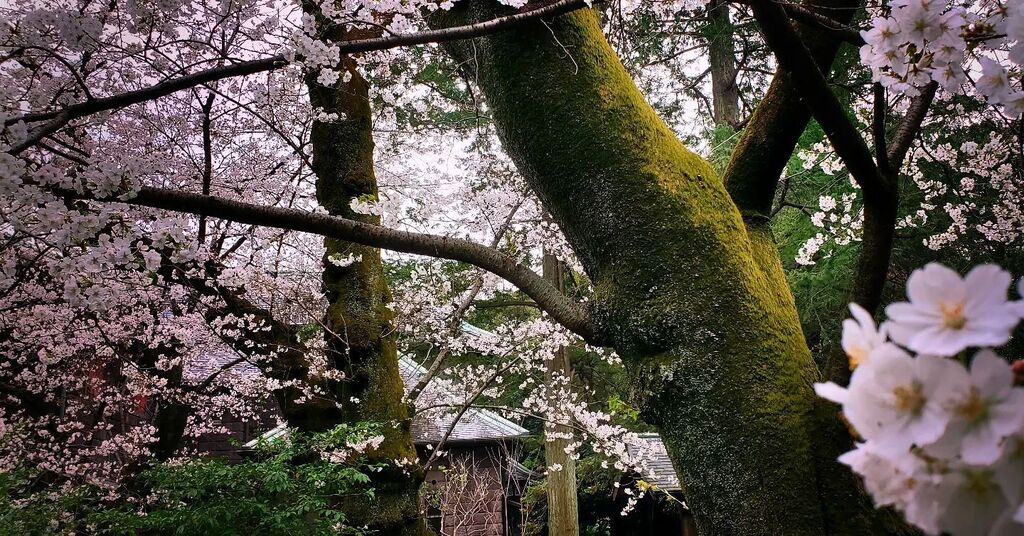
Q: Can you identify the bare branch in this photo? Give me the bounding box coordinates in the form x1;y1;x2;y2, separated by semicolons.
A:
422;353;522;469
63;185;604;345
407;199;523;401
7;58;285;155
748;0;890;204
887;81;938;170
771;1;865;45
873;83;890;174
197;92;216;245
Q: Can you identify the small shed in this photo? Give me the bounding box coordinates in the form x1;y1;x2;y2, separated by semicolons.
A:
234;354;531;536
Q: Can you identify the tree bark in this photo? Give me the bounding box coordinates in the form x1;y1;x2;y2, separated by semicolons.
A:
821;83;936;386
305;39;427;535
542;252;580;536
723;0;863;220
430;4;888;534
706;0;741;129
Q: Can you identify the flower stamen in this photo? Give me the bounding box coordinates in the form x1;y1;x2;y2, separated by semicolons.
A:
955;387;989;424
893;383;925;416
848;345;866;370
939;301;966;329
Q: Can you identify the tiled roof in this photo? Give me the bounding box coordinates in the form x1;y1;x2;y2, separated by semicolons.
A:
182;348;261;383
242;355;528;448
630;433;682;492
224;321;528;447
398;356;528;444
187;332;680;494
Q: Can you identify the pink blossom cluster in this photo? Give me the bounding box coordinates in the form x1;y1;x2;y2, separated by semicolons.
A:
0;0;342;486
817;263;1024;535
860;0;1024;116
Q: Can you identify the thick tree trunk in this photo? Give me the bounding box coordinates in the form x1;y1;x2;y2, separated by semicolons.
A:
431;5;887;534
542;253;580;536
306;50;427;535
150;366;188;461
135;337;189;462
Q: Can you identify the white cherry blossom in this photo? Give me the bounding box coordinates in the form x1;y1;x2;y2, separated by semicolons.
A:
936;468;1014;536
994;433;1024;510
824;344;968;453
820;263;1024;535
926;351;1024;464
979;58;1016;105
838;442;925;509
885;263;1017;356
842;303;888;369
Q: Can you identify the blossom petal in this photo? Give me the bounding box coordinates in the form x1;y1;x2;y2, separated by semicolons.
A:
907;263;964;308
909;325;969;356
971;350;1014;397
961;424;1002;465
964;264;1013;312
815;381;849;405
990;389;1024;437
849;303;876;329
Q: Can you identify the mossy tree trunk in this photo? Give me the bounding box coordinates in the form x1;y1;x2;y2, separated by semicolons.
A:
305;35;428;535
431;5;890;534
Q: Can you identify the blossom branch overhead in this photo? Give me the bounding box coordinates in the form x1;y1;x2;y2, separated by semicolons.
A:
59;184;605;346
4;0;590;156
746;0;891;203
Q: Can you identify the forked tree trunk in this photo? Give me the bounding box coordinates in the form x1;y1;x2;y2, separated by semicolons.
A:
431;5;890;534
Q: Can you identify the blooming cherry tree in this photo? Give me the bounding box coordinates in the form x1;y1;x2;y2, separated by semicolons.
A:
1;0;1023;532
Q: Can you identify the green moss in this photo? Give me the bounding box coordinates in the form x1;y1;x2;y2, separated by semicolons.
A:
307;57;426;535
429;5;883;534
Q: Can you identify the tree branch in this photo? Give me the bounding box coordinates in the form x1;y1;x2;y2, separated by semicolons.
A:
722;0;864;219
407;199;523;402
887;81;938;169
748;0;890;204
5;0;589;155
422;352;522;469
473;299;539;309
197;92;215;245
873;83;890;174
772;2;865;46
747;0;917;391
66;185;603;345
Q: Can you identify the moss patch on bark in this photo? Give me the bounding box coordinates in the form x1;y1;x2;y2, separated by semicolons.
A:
307;56;427;535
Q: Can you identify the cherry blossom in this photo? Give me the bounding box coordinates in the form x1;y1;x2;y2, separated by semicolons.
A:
841;303;888;369
885;263;1017;356
818;263;1024;535
926;351;1024;464
837;441;926;510
822;344;967;453
856;0;1024;117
